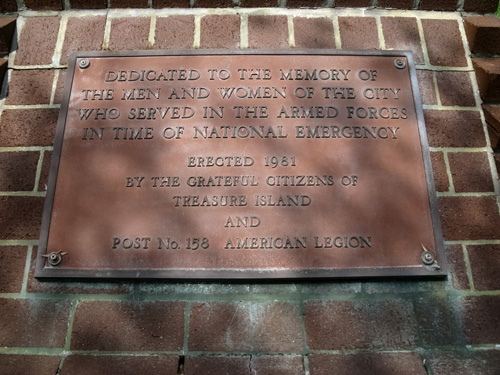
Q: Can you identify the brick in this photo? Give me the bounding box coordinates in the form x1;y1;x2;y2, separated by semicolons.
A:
23;0;62;10
305;299;418;350
60;16;106;65
416;70;437;105
423;110;486;148
110;0;149;7
71;301;185;351
448;152;494;192
0;0;17;12
0;355;61;375
463;0;499;13
0;298;71;347
0;109;58;147
15;17;59;66
483;104;500;133
53;69;67;105
381;17;424;65
62;355;179;375
5;69;54;105
339;17;379;50
287;0;325;7
195;0;233;6
467;244;500;290
378;0;414;9
308;353;427;375
252;355;305;375
0;152;39;191
200;15;240;49
473;58;500;101
465;16;500;54
293;17;335;49
240;0;279;6
445;244;470;290
335;0;371;6
422;19;467;67
153;0;191;7
109;17;150;51
424;350;500;375
155;16;194;49
189;301;303;352
462;296;500;344
438;196;500;241
420;0;457;11
0;18;16;55
38;151;52;192
430;151;449;192
435;71;476;107
71;0;107;8
0;196;44;240
248;15;288;49
185;356;249;375
0;246;27;293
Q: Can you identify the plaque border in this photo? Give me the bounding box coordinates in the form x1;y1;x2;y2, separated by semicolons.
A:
35;49;447;280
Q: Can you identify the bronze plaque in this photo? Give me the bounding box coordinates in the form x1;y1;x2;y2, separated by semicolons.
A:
36;50;446;279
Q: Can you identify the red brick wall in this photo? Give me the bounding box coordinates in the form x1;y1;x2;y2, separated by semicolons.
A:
1;7;500;375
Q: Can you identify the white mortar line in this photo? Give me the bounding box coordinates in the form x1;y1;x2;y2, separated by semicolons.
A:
375;15;386;50
19;245;32;297
431;70;442;107
0;240;39;246
3;104;60;110
422;105;480;111
429;147;490;153
49;69;60;105
461;244;476;292
33;150;44;193
287;15;295;48
415;17;431;67
332;15;341;49
0;146;53;152
436;192;497;197
52;13;68;67
8;16;24;68
193;15;201;49
240;14;248;49
102;11;112;50
148;15;157;49
441;151;454;193
456;15;473;71
0;191;46;197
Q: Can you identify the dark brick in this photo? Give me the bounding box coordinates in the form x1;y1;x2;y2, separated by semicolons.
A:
0;298;71;347
463;0;499;13
200;15;240;49
62;355;178;375
24;0;62;10
423;110;486;148
60;16;106;65
5;69;54;105
335;0;371;6
483;104;500;133
155;16;194;49
446;244;470;290
381;17;424;64
38;151;52;192
15;17;59;66
430;151;449;192
109;17;150;51
0;18;16;55
71;0;107;8
287;0;325;7
423;350;500;375
436;71;476;107
0;247;27;293
438;196;500;241
0;152;39;191
153;0;191;7
185;356;248;375
462;296;500;344
0;196;44;240
240;0;278;6
416;70;437;105
53;69;67;105
422;19;467;67
0;109;58;147
110;0;149;7
465;16;500;54
305;299;418;350
189;301;303;352
248;15;288;49
338;17;379;50
252;355;305;375
293;17;335;49
420;0;457;11
309;353;427;375
378;0;414;9
473;58;500;101
195;0;233;7
0;0;17;12
448;152;494;192
467;244;500;290
71;301;185;351
0;355;61;375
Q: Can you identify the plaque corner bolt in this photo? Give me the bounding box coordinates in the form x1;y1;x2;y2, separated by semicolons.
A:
42;251;68;267
421;244;440;270
394;58;406;69
78;58;90;69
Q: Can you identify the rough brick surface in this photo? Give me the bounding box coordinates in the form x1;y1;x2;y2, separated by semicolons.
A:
420;0;457;10
293;17;335;49
0;109;58;147
473;58;500;101
0;152;39;191
335;0;371;6
287;0;325;7
448;152;494;192
305;299;418;350
0;246;27;293
438;196;500;241
109;17;151;50
184;356;250;375
462;296;500;344
465;16;500;54
60;16;106;65
339;17;378;50
0;197;44;240
463;0;499;13
53;69;67;105
70;0;107;8
62;355;179;375
416;70;437;105
0;0;17;12
71;301;185;351
153;0;191;7
381;17;424;64
422;19;467;67
110;0;149;7
189;301;303;352
378;0;414;8
423;110;486;148
6;70;54;105
251;355;305;375
308;353;427;375
195;0;233;6
15;17;60;66
248;15;288;48
155;16;194;49
483;104;500;133
430;151;449;192
240;0;277;6
0;355;61;375
0;18;16;55
467;244;500;290
24;0;62;10
200;15;240;49
436;71;476;107
423;350;500;375
446;245;470;290
0;298;71;347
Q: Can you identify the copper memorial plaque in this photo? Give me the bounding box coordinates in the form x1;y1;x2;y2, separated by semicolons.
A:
36;50;447;279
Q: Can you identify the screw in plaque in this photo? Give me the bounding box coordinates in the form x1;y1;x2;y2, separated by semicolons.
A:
78;58;90;69
394;58;406;69
42;251;68;267
421;244;440;270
